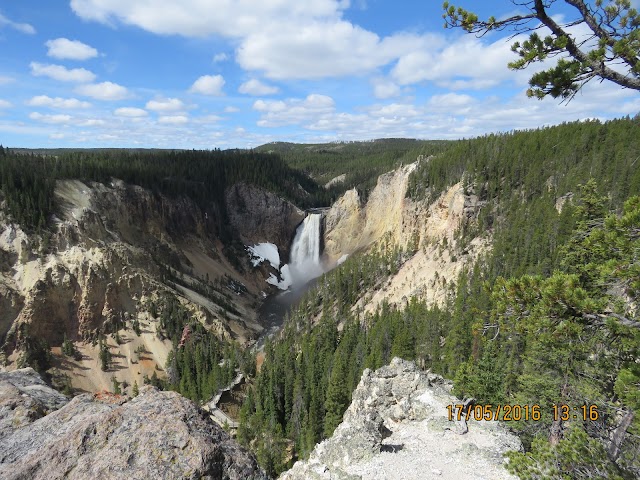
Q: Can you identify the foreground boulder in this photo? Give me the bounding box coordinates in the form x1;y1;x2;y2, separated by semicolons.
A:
0;369;267;480
280;358;521;480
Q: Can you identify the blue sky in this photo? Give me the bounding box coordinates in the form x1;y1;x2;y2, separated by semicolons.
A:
0;0;638;149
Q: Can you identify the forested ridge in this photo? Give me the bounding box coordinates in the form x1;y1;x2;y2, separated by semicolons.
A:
0;146;325;234
256;138;448;201
240;117;640;478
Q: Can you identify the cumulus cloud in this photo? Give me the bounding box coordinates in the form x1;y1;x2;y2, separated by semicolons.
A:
189;75;225;96
26;95;92;109
46;38;98;60
30;62;97;83
29;112;73;124
237;23;429;79
114;107;148;117
77;119;106;126
193;114;223;124
69;0;345;37
224;106;240;113
0;12;36;34
391;35;522;89
75;81;129;100
238;79;279;96
253;94;335;127
0;76;15;85
367;103;421;118
158;115;189;124
427;93;475;112
371;77;401;99
212;53;228;63
67;0;439;80
145;97;185;112
0;99;12;109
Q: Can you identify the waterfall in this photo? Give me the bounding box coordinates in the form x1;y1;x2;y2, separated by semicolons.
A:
288;213;323;286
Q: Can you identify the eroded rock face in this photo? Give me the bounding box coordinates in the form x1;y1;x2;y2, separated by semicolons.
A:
0;369;267;480
225;183;305;262
280;358;521;480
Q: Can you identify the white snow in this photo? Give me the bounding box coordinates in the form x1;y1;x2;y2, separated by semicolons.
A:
247;242;294;291
337;254;349;266
247;243;281;270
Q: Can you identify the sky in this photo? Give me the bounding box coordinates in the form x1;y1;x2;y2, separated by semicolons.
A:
0;0;638;149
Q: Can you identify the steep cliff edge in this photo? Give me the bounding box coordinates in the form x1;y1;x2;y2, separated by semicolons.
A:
0;368;267;480
324;159;487;311
226;183;305;262
0;178;302;393
280;358;521;480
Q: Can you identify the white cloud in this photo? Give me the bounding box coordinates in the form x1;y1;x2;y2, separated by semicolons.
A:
367;103;420;118
238;79;279;96
0;76;15;86
391;35;521;89
114;107;148;117
30;62;97;83
49;133;65;139
75;81;129;100
0;12;36;34
0;99;12;109
29;112;72;124
46;38;98;60
253;94;335;127
67;0;437;80
26;95;92;109
158;115;189;124
427;93;475;112
69;0;346;37
371;77;401;99
189;75;225;96
193;114;223;124
77;119;106;126
237;23;429;79
213;53;228;63
145;97;185;112
224;106;240;113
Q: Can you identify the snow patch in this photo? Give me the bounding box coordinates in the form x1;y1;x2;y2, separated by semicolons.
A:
247;242;294;291
337;254;349;266
246;243;281;270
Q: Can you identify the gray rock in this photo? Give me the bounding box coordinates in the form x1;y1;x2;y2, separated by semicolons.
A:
0;370;267;480
281;358;521;480
225;183;305;261
0;368;69;440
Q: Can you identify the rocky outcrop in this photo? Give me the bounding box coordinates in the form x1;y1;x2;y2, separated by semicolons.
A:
324;163;417;262
280;358;521;480
0;368;68;440
324;160;488;312
0;369;267;480
225;183;305;261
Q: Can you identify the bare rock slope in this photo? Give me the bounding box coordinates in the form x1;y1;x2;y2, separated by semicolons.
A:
323;160;487;312
280;358;521;480
0;368;267;480
0;178;303;393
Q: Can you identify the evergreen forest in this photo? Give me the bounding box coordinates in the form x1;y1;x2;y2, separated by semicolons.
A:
239;117;640;479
